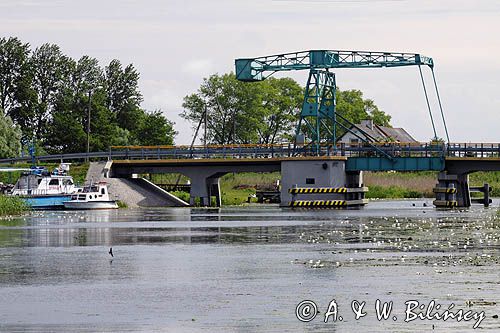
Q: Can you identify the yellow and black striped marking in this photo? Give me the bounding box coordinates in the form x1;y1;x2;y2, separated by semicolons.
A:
434;200;458;207
289;187;347;194
290;200;347;207
433;187;457;194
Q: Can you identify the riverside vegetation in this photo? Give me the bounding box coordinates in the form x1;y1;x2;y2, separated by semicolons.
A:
0;195;26;216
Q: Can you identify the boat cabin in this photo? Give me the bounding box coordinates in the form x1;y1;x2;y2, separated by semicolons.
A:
11;173;77;196
71;183;111;202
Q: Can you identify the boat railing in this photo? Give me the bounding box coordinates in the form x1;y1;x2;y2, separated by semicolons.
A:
12;188;73;196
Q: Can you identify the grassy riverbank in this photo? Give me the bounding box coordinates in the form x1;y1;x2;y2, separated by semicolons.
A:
365;171;500;198
363;172;437;199
0;195;27;216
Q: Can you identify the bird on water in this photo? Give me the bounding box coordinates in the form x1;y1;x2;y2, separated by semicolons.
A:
109;247;113;257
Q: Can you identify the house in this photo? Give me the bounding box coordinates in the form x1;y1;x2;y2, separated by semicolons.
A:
337;119;418;145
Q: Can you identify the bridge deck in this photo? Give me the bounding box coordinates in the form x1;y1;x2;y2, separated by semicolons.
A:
111;156;347;177
3;143;500;173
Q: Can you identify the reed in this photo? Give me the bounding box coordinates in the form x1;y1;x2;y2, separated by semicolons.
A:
0;195;27;216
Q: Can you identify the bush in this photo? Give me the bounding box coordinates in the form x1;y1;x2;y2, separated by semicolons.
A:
0;195;28;216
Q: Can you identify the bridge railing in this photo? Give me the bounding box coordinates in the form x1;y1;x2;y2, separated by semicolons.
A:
446;143;500;158
109;142;500;160
109;142;449;160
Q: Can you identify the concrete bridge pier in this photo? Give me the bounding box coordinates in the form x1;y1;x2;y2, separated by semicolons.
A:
184;172;224;207
280;159;368;207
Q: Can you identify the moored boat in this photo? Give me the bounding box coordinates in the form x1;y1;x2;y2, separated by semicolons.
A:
63;182;118;210
8;163;80;209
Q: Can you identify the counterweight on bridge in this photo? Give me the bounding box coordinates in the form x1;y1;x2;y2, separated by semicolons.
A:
235;50;449;153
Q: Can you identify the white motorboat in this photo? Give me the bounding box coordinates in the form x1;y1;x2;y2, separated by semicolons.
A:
63;182;118;210
9;163;80;209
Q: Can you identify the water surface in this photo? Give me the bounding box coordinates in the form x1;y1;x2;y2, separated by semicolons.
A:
0;200;499;332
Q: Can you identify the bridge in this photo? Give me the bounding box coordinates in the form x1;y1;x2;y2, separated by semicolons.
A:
2;49;498;208
2;142;500;208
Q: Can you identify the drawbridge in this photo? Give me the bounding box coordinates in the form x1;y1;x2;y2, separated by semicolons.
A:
235;49;450;157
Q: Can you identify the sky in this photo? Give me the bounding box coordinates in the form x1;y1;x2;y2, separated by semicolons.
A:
1;0;499;144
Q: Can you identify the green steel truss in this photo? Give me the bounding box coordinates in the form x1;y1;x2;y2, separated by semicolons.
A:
297;69;336;153
235;50;437;154
235;50;433;82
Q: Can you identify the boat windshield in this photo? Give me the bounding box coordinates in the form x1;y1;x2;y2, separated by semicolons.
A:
83;186;99;193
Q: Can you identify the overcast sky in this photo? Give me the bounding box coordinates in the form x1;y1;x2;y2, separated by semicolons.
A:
1;0;499;143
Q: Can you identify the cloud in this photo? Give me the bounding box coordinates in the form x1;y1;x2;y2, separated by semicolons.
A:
182;59;214;76
1;0;500;143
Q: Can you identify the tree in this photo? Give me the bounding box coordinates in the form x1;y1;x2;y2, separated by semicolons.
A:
12;43;74;141
257;77;302;144
336;89;391;127
0;37;30;116
182;74;391;145
72;55;103;96
44;91;87;153
182;73;302;145
105;59;143;131
182;73;262;144
0;111;22;158
136;110;176;146
3;37;178;153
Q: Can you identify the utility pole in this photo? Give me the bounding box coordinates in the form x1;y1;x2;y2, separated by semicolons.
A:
204;103;208;146
232;110;236;144
86;90;92;162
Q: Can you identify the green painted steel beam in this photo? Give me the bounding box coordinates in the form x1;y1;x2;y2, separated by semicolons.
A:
346;157;445;172
235;50;433;81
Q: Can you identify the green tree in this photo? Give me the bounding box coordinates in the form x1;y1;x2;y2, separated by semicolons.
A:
336;89;391;127
10;43;74;141
135;110;177;146
182;74;391;145
44;88;86;153
257;77;303;144
0;37;30;116
0;111;22;158
182;73;301;145
0;37;177;154
72;55;103;96
105;59;143;132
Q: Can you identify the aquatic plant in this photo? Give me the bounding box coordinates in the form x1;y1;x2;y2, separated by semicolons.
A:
116;200;128;209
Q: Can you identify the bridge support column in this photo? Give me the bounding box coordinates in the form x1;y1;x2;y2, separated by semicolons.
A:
345;171;366;202
433;172;470;208
207;177;222;207
186;173;223;207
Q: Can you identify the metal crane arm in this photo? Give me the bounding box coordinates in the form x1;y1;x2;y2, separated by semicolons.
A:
236;50;433;82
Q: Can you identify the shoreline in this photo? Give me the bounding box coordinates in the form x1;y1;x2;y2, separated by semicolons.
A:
2;163;499;206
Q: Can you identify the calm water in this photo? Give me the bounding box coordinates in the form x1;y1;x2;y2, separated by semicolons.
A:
0;200;499;332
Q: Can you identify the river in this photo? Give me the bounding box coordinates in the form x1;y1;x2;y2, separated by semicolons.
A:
0;199;498;332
